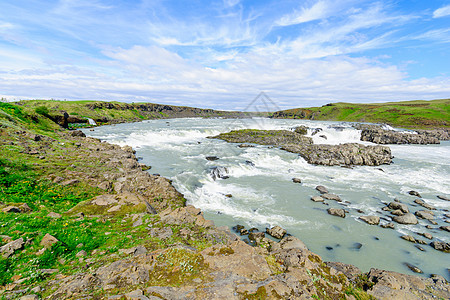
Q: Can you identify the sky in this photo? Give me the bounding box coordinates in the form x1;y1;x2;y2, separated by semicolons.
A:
0;0;450;110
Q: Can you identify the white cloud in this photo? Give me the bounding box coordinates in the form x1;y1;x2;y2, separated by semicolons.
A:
433;4;450;18
276;1;330;26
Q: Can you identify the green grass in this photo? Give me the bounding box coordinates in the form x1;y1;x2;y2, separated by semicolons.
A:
272;99;450;129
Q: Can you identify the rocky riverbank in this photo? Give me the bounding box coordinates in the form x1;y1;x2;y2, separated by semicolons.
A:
1;103;449;299
211;128;393;166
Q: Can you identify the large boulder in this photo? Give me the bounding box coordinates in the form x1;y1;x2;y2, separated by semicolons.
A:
392;213;418;225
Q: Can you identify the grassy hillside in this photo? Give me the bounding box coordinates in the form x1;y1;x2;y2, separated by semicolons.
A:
271;99;450;129
16;100;247;128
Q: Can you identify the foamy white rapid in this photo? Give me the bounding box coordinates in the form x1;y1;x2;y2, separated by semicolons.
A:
84;118;450;279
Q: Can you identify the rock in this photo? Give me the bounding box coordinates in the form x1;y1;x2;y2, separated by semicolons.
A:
238;144;254;148
60;179;80;186
408;190;421;197
245;160;255;167
414;198;435;210
0;238;24;258
2;206;22;213
360;127;440;144
322;193;341;201
415;210;434;220
19;203;32;212
70;130;86;137
282;143;392;166
400;235;416;243
359;215;380;225
316;185;329;194
437;195;450;201
273;235;308;252
248;231;265;242
76;250;87;257
206;156;219;161
350;243;363;250
319;134;327;140
210;166;229;180
404;262;423;273
440;226;450;232
392;213;418;225
327;208;346;218
310;196;324;202
40;233;59;248
47;212;62;218
418;232;433;240
391;210;404;216
293;126;308;135
388;202;409;213
266;225;286;239
381;222;395;229
430;241;450;253
292;177;302;183
19;295;39;300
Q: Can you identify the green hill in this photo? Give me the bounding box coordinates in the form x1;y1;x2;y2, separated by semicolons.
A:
271;99;450;129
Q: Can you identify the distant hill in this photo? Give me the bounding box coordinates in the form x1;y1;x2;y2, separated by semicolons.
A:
15;100;249;129
270;99;450;129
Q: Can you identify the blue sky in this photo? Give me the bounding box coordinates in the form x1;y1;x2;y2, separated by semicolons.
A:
0;0;449;110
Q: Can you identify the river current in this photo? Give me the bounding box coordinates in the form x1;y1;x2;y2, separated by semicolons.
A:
83;118;450;279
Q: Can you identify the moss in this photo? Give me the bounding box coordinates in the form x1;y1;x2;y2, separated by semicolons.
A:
265;255;286;275
240;286;268;300
218;246;234;256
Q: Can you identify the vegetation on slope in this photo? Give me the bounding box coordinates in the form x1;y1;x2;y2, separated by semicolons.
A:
271;99;450;129
16;100;247;128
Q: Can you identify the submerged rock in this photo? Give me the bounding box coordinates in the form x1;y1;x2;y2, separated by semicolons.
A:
415;210;434;220
437;195;450;201
404;262;423;274
311;196;324;202
322;193;341;201
292;177;302;183
408;190;422;198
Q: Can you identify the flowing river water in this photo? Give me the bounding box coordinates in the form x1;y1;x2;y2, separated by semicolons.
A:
82;118;450;279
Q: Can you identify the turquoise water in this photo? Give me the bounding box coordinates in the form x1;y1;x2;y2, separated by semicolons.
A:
83;118;450;279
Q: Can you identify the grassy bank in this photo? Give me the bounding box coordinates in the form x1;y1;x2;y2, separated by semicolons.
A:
15;100;248;128
271;99;450;129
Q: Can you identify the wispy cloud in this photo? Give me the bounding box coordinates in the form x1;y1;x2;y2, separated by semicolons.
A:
276;0;332;26
433;4;450;18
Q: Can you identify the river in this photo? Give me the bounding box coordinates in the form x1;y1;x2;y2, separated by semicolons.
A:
82;117;450;279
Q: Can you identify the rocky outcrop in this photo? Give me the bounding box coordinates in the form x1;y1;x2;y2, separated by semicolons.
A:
212;129;392;166
0;238;24;258
211;129;313;146
282;143;392;166
358;125;440;144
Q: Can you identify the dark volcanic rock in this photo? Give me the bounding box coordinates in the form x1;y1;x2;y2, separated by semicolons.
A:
293;125;308;135
437;195;450;201
206;156;219;161
409;190;422;197
292;177;302;183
